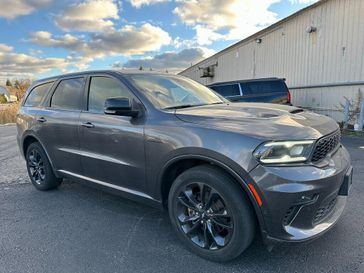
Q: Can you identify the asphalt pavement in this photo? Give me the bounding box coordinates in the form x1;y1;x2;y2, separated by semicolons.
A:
0;124;363;273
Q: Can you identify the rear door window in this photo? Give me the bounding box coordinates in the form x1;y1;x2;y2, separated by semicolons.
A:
24;82;53;107
51;78;85;110
210;84;240;97
243;81;287;95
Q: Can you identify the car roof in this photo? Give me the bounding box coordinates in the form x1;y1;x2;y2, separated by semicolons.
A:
33;70;175;85
208;77;286;86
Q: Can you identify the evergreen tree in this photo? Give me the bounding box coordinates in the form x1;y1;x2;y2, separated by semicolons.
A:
5;79;12;87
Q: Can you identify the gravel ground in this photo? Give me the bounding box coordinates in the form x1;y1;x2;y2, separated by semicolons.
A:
0;124;363;273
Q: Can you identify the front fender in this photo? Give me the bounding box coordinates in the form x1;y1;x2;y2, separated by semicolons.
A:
151;148;267;236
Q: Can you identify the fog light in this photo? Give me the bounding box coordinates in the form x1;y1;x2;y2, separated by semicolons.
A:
294;194;318;205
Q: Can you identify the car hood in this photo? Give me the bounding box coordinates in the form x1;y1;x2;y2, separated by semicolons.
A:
175;103;339;140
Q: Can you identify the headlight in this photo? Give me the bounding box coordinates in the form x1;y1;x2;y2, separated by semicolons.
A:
253;140;315;164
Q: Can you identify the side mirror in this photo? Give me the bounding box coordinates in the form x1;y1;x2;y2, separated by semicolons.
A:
104;97;139;117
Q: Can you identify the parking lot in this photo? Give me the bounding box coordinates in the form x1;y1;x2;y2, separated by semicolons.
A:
0;124;363;273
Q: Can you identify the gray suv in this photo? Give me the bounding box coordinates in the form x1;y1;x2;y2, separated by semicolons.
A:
16;71;353;262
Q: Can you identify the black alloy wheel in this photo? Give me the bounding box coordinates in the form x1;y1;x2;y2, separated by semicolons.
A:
168;165;256;262
26;142;62;190
176;182;233;250
27;148;46;185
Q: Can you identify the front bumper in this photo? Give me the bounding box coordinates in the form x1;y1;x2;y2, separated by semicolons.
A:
249;145;352;243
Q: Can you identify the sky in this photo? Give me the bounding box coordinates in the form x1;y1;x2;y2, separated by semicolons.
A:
0;0;318;83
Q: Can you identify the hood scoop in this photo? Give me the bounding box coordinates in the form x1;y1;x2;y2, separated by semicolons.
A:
174;102;338;139
256;112;280;118
175;103;306;121
289;108;304;114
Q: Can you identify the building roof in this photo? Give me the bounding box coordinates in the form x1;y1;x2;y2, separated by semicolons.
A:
179;0;329;74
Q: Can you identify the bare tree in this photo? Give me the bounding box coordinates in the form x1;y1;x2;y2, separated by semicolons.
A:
12;79;32;101
337;88;363;125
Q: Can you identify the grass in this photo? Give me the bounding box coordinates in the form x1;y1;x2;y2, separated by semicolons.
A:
0;103;20;124
0;80;29;124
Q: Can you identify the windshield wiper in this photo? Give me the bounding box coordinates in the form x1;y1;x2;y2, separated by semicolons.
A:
163;104;205;110
163;102;224;110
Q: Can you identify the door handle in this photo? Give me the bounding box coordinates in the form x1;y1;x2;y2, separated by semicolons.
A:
37;117;47;123
81;122;95;128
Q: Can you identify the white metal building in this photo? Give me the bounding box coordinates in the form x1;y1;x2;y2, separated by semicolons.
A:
179;0;364;121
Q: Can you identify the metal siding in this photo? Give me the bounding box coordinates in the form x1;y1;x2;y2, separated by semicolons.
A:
180;0;364;120
292;85;364;121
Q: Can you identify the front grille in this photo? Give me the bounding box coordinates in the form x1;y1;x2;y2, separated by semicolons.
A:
311;130;341;162
313;197;337;224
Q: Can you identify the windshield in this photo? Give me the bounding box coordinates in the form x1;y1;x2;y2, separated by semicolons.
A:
130;74;225;109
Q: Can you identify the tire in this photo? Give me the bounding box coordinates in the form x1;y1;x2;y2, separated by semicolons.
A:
26;142;62;191
168;164;256;262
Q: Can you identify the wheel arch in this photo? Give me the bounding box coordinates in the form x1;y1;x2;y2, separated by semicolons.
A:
22;133;60;178
158;154;266;232
22;135;39;157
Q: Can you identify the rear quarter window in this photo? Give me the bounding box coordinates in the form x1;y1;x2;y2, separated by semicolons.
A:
243;81;287;95
210;84;240;97
24;82;53;107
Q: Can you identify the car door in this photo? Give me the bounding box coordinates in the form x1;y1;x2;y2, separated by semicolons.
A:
79;75;146;193
35;77;85;175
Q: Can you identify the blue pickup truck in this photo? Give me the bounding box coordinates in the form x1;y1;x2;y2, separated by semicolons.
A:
208;77;291;104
